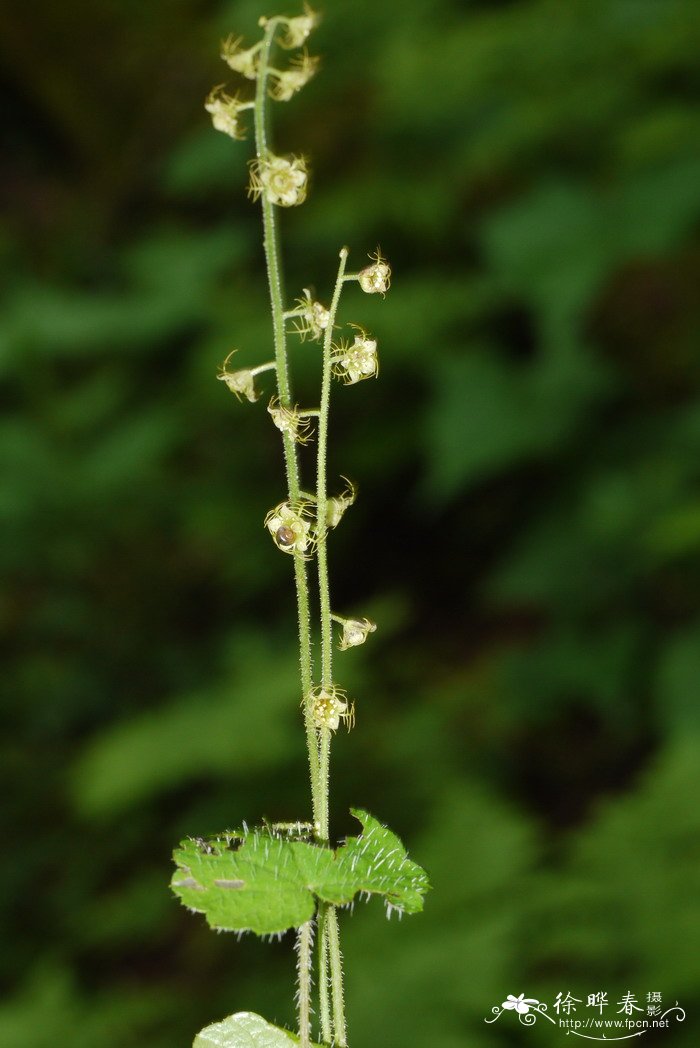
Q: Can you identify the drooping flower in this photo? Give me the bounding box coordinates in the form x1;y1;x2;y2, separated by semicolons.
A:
249;154;308;207
204;86;252;140
336;617;376;650
276;4;320;49
358;250;391;296
221;35;261;79
217;352;274;402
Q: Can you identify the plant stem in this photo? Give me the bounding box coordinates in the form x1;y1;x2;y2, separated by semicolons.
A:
296;921;313;1048
253;21;321;829
315;247;350;1044
318;907;332;1044
317;247;349;703
326;908;347;1047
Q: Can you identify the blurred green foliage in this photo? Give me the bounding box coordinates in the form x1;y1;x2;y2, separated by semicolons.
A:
2;0;700;1045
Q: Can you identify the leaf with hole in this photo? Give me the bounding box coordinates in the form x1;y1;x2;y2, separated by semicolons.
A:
172;809;430;935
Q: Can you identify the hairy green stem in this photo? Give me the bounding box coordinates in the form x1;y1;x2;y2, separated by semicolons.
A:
317;247;349;701
326;907;347;1047
315;248;350;1044
318;908;332;1044
253;21;321;827
296;921;313;1048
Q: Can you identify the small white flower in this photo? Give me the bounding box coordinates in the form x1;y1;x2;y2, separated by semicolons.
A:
326;477;356;528
337;617;376;650
309;687;354;731
358;250;391;295
267;397;314;444
221;35;261;79
249;155;308;207
332;328;378;385
269;52;319;102
204;86;251;140
265;500;315;555
277;4;320;49
292;289;330;342
502;994;539;1015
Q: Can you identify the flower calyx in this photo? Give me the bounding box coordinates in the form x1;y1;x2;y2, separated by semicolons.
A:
333;615;377;651
309;686;354;732
332;326;379;385
267;397;316;444
249;154;308;207
265;499;316;556
358;249;391;296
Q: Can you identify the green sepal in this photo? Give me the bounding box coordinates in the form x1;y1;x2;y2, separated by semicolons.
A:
194;1011;323;1048
172;809;430;935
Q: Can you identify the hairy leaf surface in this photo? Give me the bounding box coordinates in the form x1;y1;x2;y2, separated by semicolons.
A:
172;809;430;934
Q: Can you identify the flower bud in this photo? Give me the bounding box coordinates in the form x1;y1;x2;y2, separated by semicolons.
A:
249;155;308;207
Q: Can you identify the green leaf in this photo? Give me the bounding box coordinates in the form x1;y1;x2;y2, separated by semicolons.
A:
194;1012;323;1048
172;810;430;935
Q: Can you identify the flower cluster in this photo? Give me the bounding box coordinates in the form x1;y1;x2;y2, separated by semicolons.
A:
249;155;309;207
309;686;354;732
332;327;379;385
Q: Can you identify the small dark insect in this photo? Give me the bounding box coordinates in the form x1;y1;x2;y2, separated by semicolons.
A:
276;525;296;547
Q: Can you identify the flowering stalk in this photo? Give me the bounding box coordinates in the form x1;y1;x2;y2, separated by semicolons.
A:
199;9;401;1046
253;17;320;832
